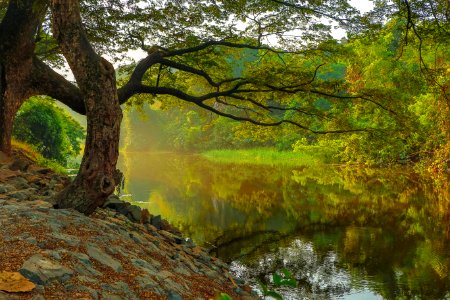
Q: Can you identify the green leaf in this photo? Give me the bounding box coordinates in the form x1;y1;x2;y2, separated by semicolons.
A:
281;268;292;278
272;273;282;286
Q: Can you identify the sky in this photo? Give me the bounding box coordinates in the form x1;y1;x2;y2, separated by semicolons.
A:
350;0;375;13
332;0;375;39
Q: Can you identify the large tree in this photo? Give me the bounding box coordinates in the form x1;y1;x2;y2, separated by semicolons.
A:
0;0;447;214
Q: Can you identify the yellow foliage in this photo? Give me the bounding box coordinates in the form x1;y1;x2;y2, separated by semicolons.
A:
11;139;39;160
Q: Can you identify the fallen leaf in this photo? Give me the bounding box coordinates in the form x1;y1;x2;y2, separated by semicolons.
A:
0;271;36;292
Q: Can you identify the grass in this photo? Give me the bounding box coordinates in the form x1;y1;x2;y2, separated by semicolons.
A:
11;139;68;174
201;148;323;167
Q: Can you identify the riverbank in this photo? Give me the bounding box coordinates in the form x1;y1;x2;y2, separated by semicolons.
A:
0;150;254;299
201;148;322;166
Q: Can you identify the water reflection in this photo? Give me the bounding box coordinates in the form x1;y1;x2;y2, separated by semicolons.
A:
117;152;449;299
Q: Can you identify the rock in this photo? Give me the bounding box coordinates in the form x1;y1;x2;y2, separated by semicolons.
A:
156;270;174;281
103;195;132;217
102;194;124;208
199;254;211;263
167;290;183;300
9;158;32;171
42;189;56;198
185;238;195;248
135;275;158;290
101;281;128;293
159;230;184;245
71;252;91;265
86;243;123;272
0;184;15;193
46;218;64;232
73;263;103;277
128;232;147;244
8;176;30;189
43;250;61;261
28;200;53;209
150;215;162;229
25;237;38;245
101;282;138;300
77;275;99;284
34;284;45;292
127;205;142;222
65;284;99;300
106;245;124;256
204;269;219;278
8;190;29;200
19;254;73;285
174;266;191;276
48;232;81;247
131;258;161;274
30;295;45;300
233;287;244;295
0;291;19;300
101;293;125;300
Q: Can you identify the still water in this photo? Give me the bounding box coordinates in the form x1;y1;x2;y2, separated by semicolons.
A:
118;152;449;300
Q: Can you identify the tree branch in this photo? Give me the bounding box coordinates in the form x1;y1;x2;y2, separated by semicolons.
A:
30;57;85;114
162;40;304;57
194;101;368;134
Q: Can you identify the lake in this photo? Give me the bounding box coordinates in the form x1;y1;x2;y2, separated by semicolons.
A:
117;152;449;300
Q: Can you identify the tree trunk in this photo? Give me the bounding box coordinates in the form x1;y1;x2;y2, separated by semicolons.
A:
0;0;43;154
0;86;17;155
51;0;123;214
0;64;11;154
0;58;36;154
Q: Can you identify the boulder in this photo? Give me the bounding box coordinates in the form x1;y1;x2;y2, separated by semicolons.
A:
102;194;124;208
19;254;73;285
150;215;162;229
127;205;142;222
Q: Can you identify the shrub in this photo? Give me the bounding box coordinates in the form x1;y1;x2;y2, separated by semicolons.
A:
13;97;85;166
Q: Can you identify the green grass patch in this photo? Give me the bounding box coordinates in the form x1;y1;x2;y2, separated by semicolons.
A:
201;148;323;166
12;139;68;174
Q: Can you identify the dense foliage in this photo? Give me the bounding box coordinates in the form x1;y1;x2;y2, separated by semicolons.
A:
2;0;447;168
13;97;85;165
121;13;449;169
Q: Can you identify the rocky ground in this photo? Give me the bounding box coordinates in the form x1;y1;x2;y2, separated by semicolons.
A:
0;150;255;300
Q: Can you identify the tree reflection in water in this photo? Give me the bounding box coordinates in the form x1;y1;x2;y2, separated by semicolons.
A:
118;153;449;299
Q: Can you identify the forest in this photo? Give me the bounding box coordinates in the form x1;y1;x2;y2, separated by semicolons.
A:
6;0;448;174
0;0;449;299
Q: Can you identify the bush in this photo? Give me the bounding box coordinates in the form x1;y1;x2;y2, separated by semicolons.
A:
13;97;85;166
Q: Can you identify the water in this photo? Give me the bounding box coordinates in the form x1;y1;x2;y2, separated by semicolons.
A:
118;152;449;300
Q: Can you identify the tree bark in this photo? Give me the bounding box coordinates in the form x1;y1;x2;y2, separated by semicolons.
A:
0;0;43;154
51;0;122;214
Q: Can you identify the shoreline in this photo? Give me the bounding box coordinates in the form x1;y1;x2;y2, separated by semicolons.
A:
0;150;255;299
